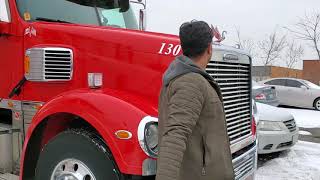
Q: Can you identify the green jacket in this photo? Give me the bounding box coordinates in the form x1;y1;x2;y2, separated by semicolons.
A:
156;56;234;180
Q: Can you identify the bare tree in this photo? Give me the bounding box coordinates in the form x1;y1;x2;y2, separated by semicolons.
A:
285;41;304;69
235;27;256;56
286;12;320;59
258;31;287;66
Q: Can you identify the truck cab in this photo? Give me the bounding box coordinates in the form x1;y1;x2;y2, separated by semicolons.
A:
0;0;257;179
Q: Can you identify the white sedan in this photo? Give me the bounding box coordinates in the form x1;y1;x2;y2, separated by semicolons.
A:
260;78;320;110
256;102;299;154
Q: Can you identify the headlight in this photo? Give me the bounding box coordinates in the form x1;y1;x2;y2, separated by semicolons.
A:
138;116;159;158
258;121;283;131
145;122;159;155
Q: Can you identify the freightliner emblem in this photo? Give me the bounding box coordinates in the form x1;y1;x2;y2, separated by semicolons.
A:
25;26;37;37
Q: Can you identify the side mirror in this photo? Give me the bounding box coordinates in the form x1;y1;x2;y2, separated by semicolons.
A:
0;22;10;35
301;85;308;90
139;9;147;31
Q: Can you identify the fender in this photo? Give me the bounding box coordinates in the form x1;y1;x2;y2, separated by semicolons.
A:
21;88;155;177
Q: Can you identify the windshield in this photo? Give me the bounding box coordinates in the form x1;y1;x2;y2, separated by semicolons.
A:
302;80;320;89
16;0;138;30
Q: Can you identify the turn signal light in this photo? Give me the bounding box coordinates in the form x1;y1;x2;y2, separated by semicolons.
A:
115;130;132;140
24;55;30;75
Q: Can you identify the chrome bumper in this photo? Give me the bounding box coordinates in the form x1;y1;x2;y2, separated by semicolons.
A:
142;158;157;176
232;144;257;180
142;144;258;178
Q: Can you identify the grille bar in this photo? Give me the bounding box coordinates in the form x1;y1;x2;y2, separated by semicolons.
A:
283;119;297;132
225;105;250;113
207;60;251;144
207;68;249;72
225;102;250;109
227;117;251;127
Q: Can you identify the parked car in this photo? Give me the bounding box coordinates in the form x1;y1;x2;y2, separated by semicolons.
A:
260;78;320;111
252;80;279;106
256;102;299;154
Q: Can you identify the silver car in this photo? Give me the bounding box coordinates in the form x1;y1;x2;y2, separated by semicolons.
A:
260;78;320;111
252;80;279;106
256;102;299;154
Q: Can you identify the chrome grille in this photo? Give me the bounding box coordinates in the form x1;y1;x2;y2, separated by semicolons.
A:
44;49;73;80
283;119;296;132
232;147;256;180
206;61;251;144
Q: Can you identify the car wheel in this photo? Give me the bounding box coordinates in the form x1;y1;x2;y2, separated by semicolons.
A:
35;129;120;180
314;98;320;111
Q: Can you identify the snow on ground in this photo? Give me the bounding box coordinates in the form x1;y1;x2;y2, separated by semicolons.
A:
256;141;320;180
279;107;320;128
299;130;313;136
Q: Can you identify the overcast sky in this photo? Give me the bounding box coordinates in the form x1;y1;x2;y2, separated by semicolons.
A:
144;0;320;69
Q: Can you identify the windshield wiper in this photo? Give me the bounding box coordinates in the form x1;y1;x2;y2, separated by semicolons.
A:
35;17;72;24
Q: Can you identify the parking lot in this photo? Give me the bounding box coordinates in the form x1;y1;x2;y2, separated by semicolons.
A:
256;107;320;180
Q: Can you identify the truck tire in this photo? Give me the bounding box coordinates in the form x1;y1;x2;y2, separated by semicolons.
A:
35;129;120;180
314;98;320;111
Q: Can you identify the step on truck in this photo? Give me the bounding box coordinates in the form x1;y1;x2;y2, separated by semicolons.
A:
0;0;257;179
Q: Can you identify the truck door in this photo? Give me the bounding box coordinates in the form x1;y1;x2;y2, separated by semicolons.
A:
0;0;24;99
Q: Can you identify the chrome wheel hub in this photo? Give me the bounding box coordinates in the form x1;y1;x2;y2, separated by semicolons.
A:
51;159;96;180
316;100;320;110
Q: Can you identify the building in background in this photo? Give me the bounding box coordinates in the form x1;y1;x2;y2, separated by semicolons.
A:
303;60;320;85
252;66;302;82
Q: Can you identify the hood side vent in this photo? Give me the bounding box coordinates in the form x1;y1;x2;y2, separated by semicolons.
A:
25;47;73;81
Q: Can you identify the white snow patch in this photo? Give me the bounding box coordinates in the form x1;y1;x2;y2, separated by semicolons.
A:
279;107;320;128
299;130;312;136
256;141;320;180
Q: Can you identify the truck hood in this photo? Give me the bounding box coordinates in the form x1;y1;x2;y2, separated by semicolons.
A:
24;22;180;115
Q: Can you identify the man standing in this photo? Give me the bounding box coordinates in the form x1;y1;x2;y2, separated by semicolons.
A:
156;21;235;180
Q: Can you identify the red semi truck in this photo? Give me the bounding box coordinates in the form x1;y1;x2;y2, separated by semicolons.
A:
0;0;257;179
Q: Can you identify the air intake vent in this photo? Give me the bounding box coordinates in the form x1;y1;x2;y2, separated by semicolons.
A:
25;47;73;81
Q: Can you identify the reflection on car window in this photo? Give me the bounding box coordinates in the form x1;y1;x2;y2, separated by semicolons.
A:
265;79;286;86
286;80;303;88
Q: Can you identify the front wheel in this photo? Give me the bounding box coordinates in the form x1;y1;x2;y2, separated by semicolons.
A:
35;130;120;180
314;98;320;111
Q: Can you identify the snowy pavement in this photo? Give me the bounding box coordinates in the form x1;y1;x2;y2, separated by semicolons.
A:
279;107;320;128
256;141;320;180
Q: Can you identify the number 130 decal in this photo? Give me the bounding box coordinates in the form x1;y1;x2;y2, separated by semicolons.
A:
158;43;182;56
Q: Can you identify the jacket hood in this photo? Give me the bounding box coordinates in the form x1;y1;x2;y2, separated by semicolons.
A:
163;55;214;86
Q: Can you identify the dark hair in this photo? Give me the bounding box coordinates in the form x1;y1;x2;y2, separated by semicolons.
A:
179;20;213;58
